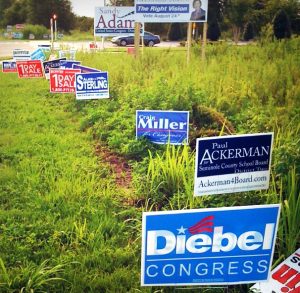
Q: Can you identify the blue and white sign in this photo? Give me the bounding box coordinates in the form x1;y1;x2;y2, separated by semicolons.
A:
72;64;101;73
42;58;66;79
95;7;143;37
141;204;280;286
135;0;208;23
136;110;189;145
75;72;109;100
60;60;81;69
13;49;30;60
30;48;46;61
194;133;273;196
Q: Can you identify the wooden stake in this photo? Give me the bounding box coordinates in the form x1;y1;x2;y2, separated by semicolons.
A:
134;22;141;58
187;22;192;64
201;22;207;61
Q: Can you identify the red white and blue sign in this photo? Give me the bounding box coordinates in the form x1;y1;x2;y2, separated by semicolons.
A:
2;60;17;73
136;110;189;145
141;204;280;286
75;71;109;100
194;133;273;196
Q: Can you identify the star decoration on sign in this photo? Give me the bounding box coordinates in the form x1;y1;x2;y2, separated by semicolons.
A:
177;226;186;234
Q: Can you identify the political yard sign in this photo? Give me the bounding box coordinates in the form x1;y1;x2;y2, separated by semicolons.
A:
50;69;80;93
75;72;109;100
251;248;300;293
135;0;208;23
60;60;81;69
16;60;44;78
95;7;141;37
194;133;273;196
43;58;66;79
72;64;100;73
2;60;17;73
136;110;189;145
30;48;46;61
141;204;280;286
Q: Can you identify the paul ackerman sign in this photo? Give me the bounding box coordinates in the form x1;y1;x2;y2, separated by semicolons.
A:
136;110;189;145
95;7;139;37
251;248;300;293
141;204;280;286
135;0;208;23
194;133;273;196
75;72;109;100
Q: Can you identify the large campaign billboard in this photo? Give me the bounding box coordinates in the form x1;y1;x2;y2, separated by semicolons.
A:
251;248;300;293
135;0;208;23
95;7;142;37
136;110;189;145
194;133;273;196
141;204;280;286
75;72;109;100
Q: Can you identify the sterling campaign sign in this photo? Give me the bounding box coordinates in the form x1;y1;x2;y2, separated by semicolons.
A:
95;7;139;37
50;69;80;93
251;248;300;293
135;0;208;23
16;60;44;78
141;204;280;286
194;133;273;196
2;60;17;73
75;72;109;100
136;110;189;145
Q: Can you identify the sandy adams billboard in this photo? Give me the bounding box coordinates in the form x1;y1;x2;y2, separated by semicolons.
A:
135;0;208;23
94;7;143;37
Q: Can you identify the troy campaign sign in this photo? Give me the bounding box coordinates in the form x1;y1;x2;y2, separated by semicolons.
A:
2;60;17;73
194;133;273;196
16;60;43;78
141;205;280;286
135;0;208;23
251;248;300;293
49;69;80;93
75;72;109;100
94;7;139;37
136;110;189;145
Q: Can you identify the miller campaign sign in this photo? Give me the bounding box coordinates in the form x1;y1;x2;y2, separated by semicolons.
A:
43;58;66;79
75;72;109;100
194;133;273;196
141;204;280;286
2;60;17;73
251;248;300;293
136;110;189;145
13;49;30;60
95;7;141;37
50;69;80;93
135;0;208;23
16;60;44;78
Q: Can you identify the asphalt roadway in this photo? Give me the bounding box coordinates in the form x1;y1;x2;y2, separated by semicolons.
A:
0;40;181;59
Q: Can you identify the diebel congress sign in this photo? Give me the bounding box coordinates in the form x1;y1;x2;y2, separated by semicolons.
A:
141;204;280;286
136;110;189;145
194;133;273;196
75;72;109;100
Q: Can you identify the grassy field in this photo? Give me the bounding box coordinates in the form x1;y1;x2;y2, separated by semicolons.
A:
0;38;299;292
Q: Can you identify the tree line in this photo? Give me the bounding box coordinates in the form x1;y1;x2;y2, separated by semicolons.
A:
0;0;299;41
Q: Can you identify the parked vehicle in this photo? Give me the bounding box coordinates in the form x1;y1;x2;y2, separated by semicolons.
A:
111;31;160;47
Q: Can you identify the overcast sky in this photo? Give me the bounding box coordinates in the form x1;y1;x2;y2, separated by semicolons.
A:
70;0;105;17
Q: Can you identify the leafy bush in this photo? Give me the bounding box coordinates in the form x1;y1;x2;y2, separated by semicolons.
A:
21;24;48;39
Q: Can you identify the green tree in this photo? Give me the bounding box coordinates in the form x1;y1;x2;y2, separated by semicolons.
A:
243;21;254;40
0;0;14;26
273;9;292;39
167;23;184;41
2;0;27;26
207;19;221;41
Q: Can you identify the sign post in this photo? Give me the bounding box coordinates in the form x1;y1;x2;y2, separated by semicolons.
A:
187;22;192;64
50;17;54;50
134;22;141;58
202;22;207;61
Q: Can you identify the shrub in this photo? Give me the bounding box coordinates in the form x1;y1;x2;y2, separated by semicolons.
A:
21;24;48;40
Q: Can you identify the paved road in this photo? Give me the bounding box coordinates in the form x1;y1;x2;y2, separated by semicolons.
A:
0;40;181;58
